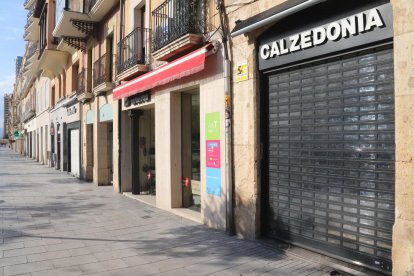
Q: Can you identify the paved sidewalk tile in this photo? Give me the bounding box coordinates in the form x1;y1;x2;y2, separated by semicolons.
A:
107;264;161;276
3;245;46;258
31;266;83;276
0;256;27;268
27;249;72;262
0;148;337;276
52;255;99;268
93;248;138;261
3;260;53;276
0;242;24;251
79;259;128;274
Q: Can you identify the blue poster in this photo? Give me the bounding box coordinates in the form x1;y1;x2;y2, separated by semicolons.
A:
206;167;221;196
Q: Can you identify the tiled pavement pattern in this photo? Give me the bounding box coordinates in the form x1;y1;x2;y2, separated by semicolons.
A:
0;147;335;276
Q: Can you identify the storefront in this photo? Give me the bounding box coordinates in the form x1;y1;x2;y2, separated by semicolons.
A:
66;96;81;178
124;92;156;197
49;98;68;171
82;108;94;181
24;118;36;159
249;0;394;273
98;101;114;185
116;42;228;228
80;94;115;186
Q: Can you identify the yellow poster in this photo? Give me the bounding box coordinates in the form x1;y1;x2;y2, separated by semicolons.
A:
235;63;248;82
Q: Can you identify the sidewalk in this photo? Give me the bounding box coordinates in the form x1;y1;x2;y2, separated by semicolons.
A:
0;147;341;276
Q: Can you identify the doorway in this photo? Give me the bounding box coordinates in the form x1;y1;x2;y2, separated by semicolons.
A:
29;132;32;158
51;133;55;167
36;132;39;162
56;124;61;170
181;91;201;211
132;107;156;196
108;123;113;184
85;123;94;181
69;128;80;177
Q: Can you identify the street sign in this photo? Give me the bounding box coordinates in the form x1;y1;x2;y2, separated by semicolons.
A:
13;130;21;138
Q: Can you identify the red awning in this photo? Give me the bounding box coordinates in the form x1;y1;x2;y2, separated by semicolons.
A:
113;43;214;100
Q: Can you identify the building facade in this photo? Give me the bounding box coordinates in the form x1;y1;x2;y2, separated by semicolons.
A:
112;0;229;229
3;94;11;139
8;0;414;274
228;0;413;274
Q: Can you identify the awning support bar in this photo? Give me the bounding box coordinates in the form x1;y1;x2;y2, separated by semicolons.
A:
231;0;326;37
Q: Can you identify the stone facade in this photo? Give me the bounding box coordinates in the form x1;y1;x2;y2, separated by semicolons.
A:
392;0;414;274
227;0;282;241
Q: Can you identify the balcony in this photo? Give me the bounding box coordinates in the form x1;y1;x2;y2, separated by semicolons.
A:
24;9;39;41
13;115;21;127
27;8;34;19
20;77;34;100
24;8;34;31
76;68;93;102
53;0;95;39
38;5;69;78
24;49;40;78
24;0;36;10
93;54;115;95
152;0;204;61
117;27;151;81
77;69;86;95
86;0;118;21
27;42;38;61
22;105;36;123
38;48;69;79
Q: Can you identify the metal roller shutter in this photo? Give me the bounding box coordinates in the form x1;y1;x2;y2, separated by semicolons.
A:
70;129;80;178
265;46;394;272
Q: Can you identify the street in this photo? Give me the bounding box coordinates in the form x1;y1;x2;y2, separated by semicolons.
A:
0;147;335;276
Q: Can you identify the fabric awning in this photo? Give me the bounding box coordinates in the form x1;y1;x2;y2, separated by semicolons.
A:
113;43;214;100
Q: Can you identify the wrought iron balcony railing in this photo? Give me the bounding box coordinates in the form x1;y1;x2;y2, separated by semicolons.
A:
13;115;21;126
117;27;151;74
85;0;98;14
22;102;36;122
25;18;32;30
22;77;34;97
24;9;35;32
27;43;38;60
77;68;86;95
55;0;65;25
27;8;34;18
152;0;204;52
39;4;48;58
93;54;113;87
55;0;86;26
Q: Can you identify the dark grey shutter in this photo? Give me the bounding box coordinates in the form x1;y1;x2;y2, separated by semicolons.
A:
265;46;394;273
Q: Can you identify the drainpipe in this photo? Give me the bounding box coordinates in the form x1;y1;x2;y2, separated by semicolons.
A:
217;0;235;236
117;0;125;193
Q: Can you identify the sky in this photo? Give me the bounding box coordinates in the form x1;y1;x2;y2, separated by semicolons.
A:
0;1;26;129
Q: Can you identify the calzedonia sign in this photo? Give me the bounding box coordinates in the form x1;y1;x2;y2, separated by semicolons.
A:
258;3;393;70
